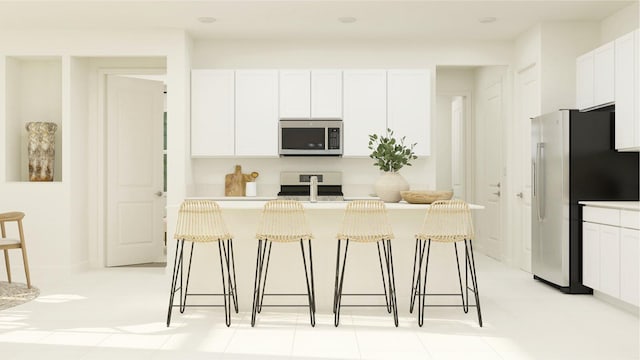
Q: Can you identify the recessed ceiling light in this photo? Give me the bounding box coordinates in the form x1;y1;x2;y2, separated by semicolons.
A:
197;17;217;24
478;17;497;24
338;17;357;24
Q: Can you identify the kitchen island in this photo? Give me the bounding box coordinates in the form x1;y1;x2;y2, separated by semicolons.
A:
173;198;484;314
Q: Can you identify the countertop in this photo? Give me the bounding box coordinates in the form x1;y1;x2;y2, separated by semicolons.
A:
187;197;484;210
579;201;640;211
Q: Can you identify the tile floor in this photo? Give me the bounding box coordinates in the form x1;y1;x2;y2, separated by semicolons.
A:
0;254;638;360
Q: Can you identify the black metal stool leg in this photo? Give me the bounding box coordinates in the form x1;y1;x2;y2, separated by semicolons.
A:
257;241;272;313
218;240;231;327
384;239;399;327
377;241;391;313
166;239;184;327
454;242;468;313
334;239;349;327
418;239;432;327
180;242;195;313
251;239;265;327
466;239;483;327
300;239;316;327
333;239;342;314
411;238;427;314
228;239;239;313
308;239;316;314
409;238;419;313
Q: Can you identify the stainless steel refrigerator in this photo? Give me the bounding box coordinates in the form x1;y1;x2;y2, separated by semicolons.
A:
531;109;639;294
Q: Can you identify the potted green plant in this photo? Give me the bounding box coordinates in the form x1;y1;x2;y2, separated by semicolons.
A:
368;128;417;202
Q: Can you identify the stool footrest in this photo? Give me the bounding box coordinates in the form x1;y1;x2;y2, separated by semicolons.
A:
260;305;312;308
339;304;390;308
423;304;478;308
341;293;387;296
171;304;228;308
263;293;308;296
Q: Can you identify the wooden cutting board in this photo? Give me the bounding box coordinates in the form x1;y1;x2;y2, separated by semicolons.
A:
225;165;246;196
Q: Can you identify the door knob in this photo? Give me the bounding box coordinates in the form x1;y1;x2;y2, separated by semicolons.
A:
155;191;164;197
516;192;523;198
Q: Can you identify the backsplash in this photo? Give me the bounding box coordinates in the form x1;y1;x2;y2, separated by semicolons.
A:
192;157;435;197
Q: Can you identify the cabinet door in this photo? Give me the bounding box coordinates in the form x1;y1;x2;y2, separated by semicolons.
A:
614;31;636;150
279;70;311;119
343;70;387;157
191;70;235;156
576;52;594;110
620;228;639;306
599;224;620;297
235;70;279;156
593;42;615;107
311;70;342;119
387;69;431;156
582;221;600;289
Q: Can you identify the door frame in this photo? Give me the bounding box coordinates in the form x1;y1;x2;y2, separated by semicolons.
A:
437;90;475;203
93;67;166;267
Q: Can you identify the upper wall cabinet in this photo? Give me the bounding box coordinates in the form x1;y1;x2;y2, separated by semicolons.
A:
343;70;387;157
576;42;615;111
387;69;431;156
191;70;235;157
614;29;640;151
235;70;279;157
279;70;342;119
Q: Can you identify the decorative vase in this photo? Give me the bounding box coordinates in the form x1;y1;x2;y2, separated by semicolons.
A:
26;122;57;182
374;171;409;203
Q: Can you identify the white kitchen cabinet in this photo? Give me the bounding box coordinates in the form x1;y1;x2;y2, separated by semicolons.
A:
614;30;640;151
620;228;640;305
582;204;640;306
343;70;387;157
576;52;594;111
582;221;600;289
593;42;615;107
191;70;235;157
279;70;311;119
235;70;279;156
598;224;620;297
311;70;342;119
387;69;431;156
279;70;342;119
576;41;615;111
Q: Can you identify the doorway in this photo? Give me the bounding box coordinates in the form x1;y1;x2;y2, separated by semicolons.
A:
100;69;167;267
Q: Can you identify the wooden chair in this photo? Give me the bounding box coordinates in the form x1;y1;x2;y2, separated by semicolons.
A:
251;200;316;327
410;199;483;327
166;200;238;327
0;212;32;289
333;200;398;327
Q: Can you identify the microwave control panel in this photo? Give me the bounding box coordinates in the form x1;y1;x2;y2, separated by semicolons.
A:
328;128;341;150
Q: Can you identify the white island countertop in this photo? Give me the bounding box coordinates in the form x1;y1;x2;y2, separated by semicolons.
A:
578;201;640;211
187;197;484;210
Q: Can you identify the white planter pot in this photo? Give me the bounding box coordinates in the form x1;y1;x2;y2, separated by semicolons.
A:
374;172;409;203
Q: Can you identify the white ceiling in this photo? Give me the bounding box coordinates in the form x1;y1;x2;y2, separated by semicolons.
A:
0;1;633;41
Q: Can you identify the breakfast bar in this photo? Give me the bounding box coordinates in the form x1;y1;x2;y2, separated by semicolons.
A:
176;198;484;314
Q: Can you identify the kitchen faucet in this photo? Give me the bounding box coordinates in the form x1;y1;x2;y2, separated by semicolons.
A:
309;176;318;203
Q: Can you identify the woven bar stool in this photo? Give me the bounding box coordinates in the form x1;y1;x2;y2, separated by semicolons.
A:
0;212;32;289
166;200;238;327
410;199;482;327
251;200;315;327
333;200;398;327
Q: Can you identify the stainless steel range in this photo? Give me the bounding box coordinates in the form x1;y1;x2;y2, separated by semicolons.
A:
277;171;344;201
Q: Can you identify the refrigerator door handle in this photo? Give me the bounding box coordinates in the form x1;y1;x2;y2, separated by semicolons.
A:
535;142;545;221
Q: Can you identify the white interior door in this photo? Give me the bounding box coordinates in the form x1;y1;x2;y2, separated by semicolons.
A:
516;65;539;272
451;96;465;200
106;75;164;267
479;81;503;260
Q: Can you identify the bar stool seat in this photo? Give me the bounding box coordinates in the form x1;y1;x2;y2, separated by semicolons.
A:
251;200;316;327
333;200;398;327
166;200;238;327
410;199;483;327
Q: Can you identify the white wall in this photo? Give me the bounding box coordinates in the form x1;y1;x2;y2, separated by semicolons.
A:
0;29;190;276
191;38;513;196
600;2;639;44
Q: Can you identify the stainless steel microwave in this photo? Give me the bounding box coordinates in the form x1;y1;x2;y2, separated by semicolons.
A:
278;120;343;156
